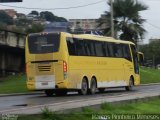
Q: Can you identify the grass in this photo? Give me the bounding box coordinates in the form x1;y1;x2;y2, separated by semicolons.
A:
18;98;160;120
0;67;159;94
0;73;28;94
140;67;160;84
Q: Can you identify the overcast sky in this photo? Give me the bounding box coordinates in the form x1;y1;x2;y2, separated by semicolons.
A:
0;0;160;44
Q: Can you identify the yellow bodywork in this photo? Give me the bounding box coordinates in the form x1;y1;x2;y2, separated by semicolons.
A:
25;32;140;91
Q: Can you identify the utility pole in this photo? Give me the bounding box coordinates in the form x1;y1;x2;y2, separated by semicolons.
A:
110;0;114;38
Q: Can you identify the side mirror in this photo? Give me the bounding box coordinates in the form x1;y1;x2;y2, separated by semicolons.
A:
137;52;144;66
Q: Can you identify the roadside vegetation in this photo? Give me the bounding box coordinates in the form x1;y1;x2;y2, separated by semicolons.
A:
18;98;160;120
0;67;159;94
140;67;160;84
0;73;28;94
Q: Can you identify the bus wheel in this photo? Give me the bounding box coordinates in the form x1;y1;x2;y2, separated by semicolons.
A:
78;78;88;95
45;90;54;97
55;90;67;96
125;77;134;91
89;78;97;94
99;88;105;93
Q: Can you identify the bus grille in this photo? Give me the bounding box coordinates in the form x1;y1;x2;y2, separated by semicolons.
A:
38;66;51;72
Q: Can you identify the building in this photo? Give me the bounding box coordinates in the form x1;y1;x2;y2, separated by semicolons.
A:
0;29;26;76
69;19;98;32
44;22;69;32
16;13;26;19
2;9;17;19
69;18;108;33
149;38;160;43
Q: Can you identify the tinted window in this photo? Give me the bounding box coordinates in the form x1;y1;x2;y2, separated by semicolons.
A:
28;33;60;54
87;40;96;56
113;43;123;58
131;45;139;74
122;44;131;61
108;42;114;57
95;41;105;57
103;42;109;57
66;38;76;55
84;40;96;56
74;38;86;56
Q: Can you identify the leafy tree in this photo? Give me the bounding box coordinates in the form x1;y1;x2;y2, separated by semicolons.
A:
12;27;25;33
15;18;31;26
25;24;44;34
0;11;14;25
40;11;67;22
139;41;160;66
40;11;55;21
30;11;39;16
98;0;148;43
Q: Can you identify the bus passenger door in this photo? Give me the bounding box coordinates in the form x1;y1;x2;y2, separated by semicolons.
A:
122;44;133;82
131;45;139;74
130;45;140;85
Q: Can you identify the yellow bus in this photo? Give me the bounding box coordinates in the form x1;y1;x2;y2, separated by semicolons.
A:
25;32;141;96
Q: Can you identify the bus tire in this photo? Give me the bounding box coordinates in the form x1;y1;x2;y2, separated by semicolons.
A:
55;90;67;96
45;90;54;97
99;88;105;93
78;77;88;95
125;77;134;91
89;77;97;95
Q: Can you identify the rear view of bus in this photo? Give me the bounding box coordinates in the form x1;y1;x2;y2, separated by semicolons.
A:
25;32;68;96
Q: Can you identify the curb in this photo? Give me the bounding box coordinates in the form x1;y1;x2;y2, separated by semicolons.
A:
140;83;160;86
58;94;160;114
0;91;43;97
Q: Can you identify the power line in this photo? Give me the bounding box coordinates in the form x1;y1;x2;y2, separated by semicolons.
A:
0;0;106;10
146;22;160;30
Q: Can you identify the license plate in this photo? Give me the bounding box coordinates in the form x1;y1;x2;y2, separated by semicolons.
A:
41;82;48;85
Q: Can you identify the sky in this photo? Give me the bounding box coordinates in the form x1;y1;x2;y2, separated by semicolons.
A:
0;0;160;44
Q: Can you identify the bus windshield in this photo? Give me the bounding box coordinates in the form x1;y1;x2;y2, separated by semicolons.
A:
28;33;60;54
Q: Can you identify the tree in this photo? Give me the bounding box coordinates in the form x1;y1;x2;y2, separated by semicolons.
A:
139;41;160;67
15;18;31;26
25;24;44;34
30;11;39;16
0;11;14;25
98;0;148;43
40;11;55;21
40;11;67;22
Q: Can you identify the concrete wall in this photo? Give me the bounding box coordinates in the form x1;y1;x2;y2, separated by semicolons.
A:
0;30;26;76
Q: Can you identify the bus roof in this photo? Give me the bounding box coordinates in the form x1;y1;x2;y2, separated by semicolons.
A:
61;32;135;45
28;32;135;45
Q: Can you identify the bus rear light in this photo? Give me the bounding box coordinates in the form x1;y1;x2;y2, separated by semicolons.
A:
63;61;67;79
63;61;67;72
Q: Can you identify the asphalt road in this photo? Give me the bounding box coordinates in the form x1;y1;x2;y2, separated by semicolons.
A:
0;84;160;114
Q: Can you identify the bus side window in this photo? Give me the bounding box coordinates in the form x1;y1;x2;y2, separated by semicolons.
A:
103;42;109;57
122;44;132;61
66;37;76;55
84;40;91;56
74;38;85;56
94;41;105;57
113;43;123;58
87;40;96;56
116;44;123;58
108;42;114;57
